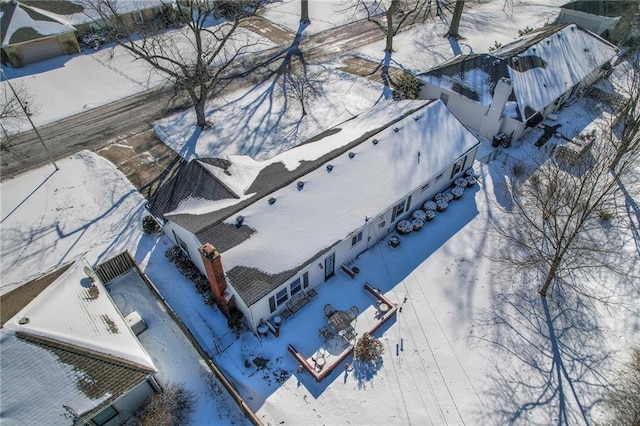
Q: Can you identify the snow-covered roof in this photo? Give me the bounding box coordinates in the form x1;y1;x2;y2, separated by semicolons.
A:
27;0;170;26
1;0;76;47
420;24;618;121
0;257;156;424
3;257;156;371
172;100;478;306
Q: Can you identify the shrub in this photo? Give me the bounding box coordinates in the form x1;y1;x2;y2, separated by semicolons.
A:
133;383;196;426
142;215;160;235
227;309;246;337
354;332;384;362
393;74;424;100
488;40;503;52
512;163;525;177
518;26;534;36
165;246;215;306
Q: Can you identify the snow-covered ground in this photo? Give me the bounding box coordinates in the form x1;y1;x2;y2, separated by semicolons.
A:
2;0;638;424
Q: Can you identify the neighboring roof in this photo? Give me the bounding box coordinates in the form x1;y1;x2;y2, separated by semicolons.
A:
1;331;150;425
21;0;170;26
420;23;618;121
561;0;637;18
3;258;156;371
173;101;478;307
0;258;156;425
1;0;76;47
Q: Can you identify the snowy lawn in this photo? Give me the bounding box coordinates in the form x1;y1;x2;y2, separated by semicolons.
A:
0;28;274;134
154;63;385;160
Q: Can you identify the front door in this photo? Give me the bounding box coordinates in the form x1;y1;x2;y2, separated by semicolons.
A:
324;253;335;281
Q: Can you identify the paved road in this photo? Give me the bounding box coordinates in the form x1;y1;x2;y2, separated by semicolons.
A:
0;16;418;181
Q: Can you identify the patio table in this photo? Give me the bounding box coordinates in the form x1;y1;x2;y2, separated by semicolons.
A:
327;310;353;335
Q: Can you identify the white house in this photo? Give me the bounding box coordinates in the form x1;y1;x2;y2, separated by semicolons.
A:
555;0;640;43
418;23;618;144
149;100;480;333
0;257;159;426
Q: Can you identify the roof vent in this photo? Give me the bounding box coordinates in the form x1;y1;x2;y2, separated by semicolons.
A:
413;115;420;121
235;215;244;227
18;317;29;325
584;48;590;52
326;164;334;172
268;197;276;205
393;127;400;133
348;152;355;159
372;139;379;145
297;181;304;190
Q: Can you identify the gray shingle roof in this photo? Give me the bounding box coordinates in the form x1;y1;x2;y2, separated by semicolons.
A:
148;158;238;219
0;0;75;46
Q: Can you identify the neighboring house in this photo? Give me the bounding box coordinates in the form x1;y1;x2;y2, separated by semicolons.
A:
1;0;80;67
22;0;170;39
418;23;618;144
149;100;480;333
0;257;160;426
555;0;640;44
1;0;169;67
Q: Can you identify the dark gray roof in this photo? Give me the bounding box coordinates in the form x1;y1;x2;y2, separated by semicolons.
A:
148;158;238;218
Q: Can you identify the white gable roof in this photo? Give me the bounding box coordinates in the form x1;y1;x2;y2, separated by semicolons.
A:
3;258;155;371
498;24;618;118
220;100;478;275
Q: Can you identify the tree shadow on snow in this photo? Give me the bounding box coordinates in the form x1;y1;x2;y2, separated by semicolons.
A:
353;357;384;390
471;279;614;425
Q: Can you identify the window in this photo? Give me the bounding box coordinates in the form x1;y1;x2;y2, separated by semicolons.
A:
391;200;406;222
172;231;190;258
450;156;466;179
302;271;309;289
91;406;118;426
269;296;276;313
276;288;288;306
133;10;144;24
351;231;363;246
440;93;449;105
290;278;302;296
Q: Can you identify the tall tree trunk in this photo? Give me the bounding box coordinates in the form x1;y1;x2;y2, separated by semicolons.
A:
539;254;561;297
384;0;397;52
447;1;465;38
301;0;310;24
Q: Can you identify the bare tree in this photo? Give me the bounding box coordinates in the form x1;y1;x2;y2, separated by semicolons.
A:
608;53;640;172
446;0;464;39
349;0;454;52
282;60;324;117
0;80;32;145
301;0;310;24
89;0;261;128
490;139;637;298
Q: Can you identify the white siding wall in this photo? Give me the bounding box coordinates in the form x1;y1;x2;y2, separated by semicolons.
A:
163;221;206;273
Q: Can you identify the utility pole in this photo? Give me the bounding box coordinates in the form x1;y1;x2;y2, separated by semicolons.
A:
1;70;58;171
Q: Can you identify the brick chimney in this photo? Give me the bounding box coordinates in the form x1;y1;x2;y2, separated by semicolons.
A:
198;243;232;317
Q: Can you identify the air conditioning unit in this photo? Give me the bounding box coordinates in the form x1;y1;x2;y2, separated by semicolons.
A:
125;311;147;336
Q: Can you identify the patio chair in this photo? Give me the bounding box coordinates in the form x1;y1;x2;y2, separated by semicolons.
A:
319;326;333;341
349;305;359;318
343;326;357;342
323;303;336;318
